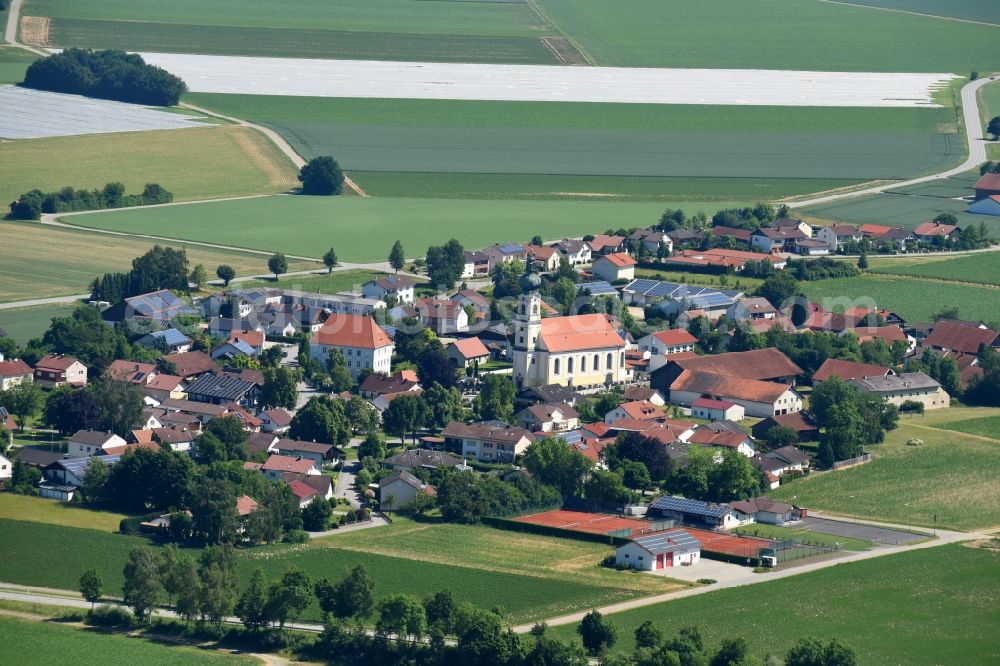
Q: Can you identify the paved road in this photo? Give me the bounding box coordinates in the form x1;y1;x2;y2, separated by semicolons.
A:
788;74;999;209
0;294;89;310
799;516;927;545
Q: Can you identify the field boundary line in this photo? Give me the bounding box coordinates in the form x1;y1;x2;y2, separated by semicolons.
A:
524;0;595;65
815;0;1000;28
906;422;1000;444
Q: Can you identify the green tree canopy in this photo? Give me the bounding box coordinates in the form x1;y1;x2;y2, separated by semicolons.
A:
298;156;344;195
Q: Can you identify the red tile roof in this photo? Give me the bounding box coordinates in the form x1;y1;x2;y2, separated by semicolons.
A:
314;314;392;349
236;495;259;517
974;173;1000;191
262;454;316;474
228;330;264;348
450;337;490;360
674;370;792;404
164;351;220;378
669;348;802;381
617;400;663;421
925;320;997;355
914;221;958;237
0;359;32;378
599;252;637;268
588;234;625;252
859;223;892;237
523;245;558;260
652;329;698;346
688;428;749;448
539;314;625;353
262;408;292;426
813;358;890;382
35;354;81;371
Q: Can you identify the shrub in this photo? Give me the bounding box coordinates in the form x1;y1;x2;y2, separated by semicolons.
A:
10;182;173;220
23;49;187;105
696;578;717;584
87;605;135;627
284;529;310;544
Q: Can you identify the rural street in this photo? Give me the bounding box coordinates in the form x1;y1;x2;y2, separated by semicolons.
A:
788;74;999;208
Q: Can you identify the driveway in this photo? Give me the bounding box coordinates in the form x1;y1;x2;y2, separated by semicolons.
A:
651;558;748;585
797;517;926;545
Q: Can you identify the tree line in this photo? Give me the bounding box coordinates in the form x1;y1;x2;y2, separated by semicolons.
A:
11;182;173;220
90;244;190;303
22;49;188;106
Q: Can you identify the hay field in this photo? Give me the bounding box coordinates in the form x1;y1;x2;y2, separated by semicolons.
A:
0;126;298;205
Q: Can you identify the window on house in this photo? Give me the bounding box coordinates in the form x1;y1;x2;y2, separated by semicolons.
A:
581;356;587;372
568;357;574;374
607;353;613;370
554;359;560;375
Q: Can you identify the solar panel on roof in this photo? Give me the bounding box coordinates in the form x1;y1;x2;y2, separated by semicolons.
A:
633;529;701;554
625;279;659;294
577;281;617;296
649;495;732;518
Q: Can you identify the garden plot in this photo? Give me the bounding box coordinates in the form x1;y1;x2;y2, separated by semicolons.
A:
138;53;955;107
0;85;209;139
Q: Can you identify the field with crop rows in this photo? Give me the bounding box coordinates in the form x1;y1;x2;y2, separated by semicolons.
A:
0;222;317;303
770;408;1000;530
62;195;700;262
190;93;957;200
550;545;1000;665
26;0;560;64
798;274;1000;322
534;0;999;71
869;251;1000;286
1;617;258;665
0;518;645;624
833;0;1000;24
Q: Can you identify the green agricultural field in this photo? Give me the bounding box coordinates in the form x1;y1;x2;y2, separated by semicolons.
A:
798;274;1000;322
550;545;1000;665
0;222;318;303
62;195;705;262
325;518;687;595
835;0;1000;24
802;192;992;232
0;46;37;84
770;407;1000;530
0;518;644;624
982;80;1000;126
190;94;956;199
534;0;1000;71
0;304;78;345
869;251;1000;286
0;616;258;666
0;494;131;532
0;126;298;206
937;415;1000;440
235;269;403;295
27;0;559;64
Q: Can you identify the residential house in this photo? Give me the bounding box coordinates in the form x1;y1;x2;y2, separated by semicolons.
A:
441;421;534;463
974;173;1000;200
751;227;806;254
0;452;12;481
592;252;637;283
655;288;744;322
773;218;812;237
817;224;862;251
687;425;755;457
274;439;340;467
512;291;631;390
363;275;415;304
0;359;33;391
925;320;998;355
447;337;491;368
414;298;469;335
849;372;950;409
879;227;916;249
622;387;665;405
690;398;745;422
261;454;320;480
629;229;674;255
731;498;797;525
1;407;15;448
751;412;820;442
248;432;280;456
68;430;127;457
152;426;196;453
726;297;778;323
44;455;119;488
615;530;701;570
813;358;893;384
185;373;259;409
33;355;87;388
914;221;959;241
551;240;592;266
522;245;561;272
586;234;626;256
310;313;394;380
648;495;741;530
102;289;196;325
259;408;292;434
359;371;420;400
12;446;63;471
795;238;831;256
380;471;436;511
164;351;220;380
461;251;491;278
452;290;491;316
605;400;663;425
137;328;193;353
211;334;263;361
381;448;465;473
279;472;334;506
755;445;811;478
668;370;802;418
710;226;752;247
484;243;527;269
516;402;580;432
665;229;705;248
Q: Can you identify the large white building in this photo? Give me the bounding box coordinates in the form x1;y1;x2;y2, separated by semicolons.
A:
309;314;393;379
511;272;631;389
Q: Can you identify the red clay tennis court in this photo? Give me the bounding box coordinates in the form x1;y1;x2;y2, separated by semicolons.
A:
514;509;772;558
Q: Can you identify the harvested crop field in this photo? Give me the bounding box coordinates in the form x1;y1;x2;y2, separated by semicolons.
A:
0;222;317;303
0;85;211;139
0;125;299;206
141;54;955;106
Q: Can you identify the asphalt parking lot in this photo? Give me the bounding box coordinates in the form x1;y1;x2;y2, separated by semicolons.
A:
799;517;926;545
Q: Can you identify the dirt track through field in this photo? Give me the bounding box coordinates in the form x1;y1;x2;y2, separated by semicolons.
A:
228;126;293;188
19;16;48;47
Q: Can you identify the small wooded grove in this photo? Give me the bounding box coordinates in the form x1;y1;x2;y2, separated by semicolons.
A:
22;49;187;106
10;182;173;220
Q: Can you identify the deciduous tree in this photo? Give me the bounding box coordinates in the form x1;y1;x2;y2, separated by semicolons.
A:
268;253;289;280
216;265;236;286
298;156;344;195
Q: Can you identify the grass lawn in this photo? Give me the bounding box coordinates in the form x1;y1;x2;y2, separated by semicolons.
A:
0;494;131;532
0;616;258;666
189;94;956;199
734;523;872;552
324;517;687;596
0;304;78;345
0;126;298;206
0;222;318;303
0;46;38;84
936;415;1000;440
550;545;1000;665
234;269;414;295
868;251;1000;286
534;0;999;72
797;274;1000;323
979;79;1000;125
0;518;647;624
770;407;1000;530
632;267;764;292
62;195;701;262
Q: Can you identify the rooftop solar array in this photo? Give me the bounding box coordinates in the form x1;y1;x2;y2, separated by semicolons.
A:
576;281;617;296
150;329;192;346
56;455;121;477
0;85;210;139
554;429;584;446
649;495;733;519
633;529;701;554
624;279;742;302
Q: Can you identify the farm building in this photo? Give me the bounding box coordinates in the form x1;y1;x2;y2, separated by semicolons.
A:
690;397;745;422
969;195;1000;217
752;412;820;442
973;173;1000;200
849;372;950;410
615;529;701;571
813;358;893;384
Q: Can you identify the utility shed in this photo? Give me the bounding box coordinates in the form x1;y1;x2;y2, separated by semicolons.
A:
615;529;701;570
